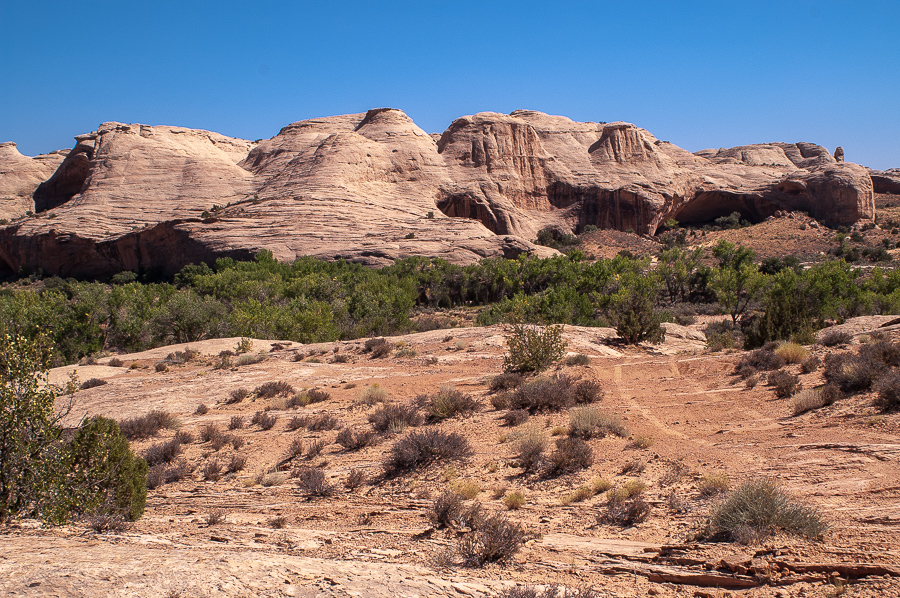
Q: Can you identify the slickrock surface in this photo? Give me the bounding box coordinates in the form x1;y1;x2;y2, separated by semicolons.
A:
5;320;898;597
0;109;875;277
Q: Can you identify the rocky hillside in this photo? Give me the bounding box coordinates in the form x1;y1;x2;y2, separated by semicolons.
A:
0;109;875;277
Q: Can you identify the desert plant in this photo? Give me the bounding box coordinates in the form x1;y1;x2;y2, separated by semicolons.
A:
383;429;473;475
205;509;226;525
619;460;646;475
281;438;305;463
286;415;304;432
368;403;424;433
268;516;287;529
295;467;335;497
85;513;128;534
254;412;277;430
227;453;247;473
305;438;327;459
564;353;591;366
345;468;366;490
560;486;594;505
107;357;125;367
508;375;575;413
458;513;525;566
202;459;222;482
335;427;376;451
699;473;730;497
155;363;168;372
495;585;601;598
735;348;785;377
502;491;526;510
573;379;604;404
355;384;389;408
568;406;628;439
194;403;209;415
80;378;108;390
818;329;852;347
235;338;253;353
875;370;900;412
142;439;182;467
429;491;465;528
502;323;567;373
705;478;828;542
501;409;530;427
604;493;650;526
547;437;594;475
769;369;800;398
490;372;524;392
421;385;480;421
791;388;833;416
118;410;179;440
823;352;882;393
629;435;654;449
228;415;245;430
235;353;266;366
512;425;548;472
775;342;809;364
450;480;482;500
226;388;250;404
254;381;295;399
199;424;222;443
305;388;331;404
800;354;821;374
859;337;900;367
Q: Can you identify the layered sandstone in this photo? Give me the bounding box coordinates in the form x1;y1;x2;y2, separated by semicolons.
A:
0;110;875;277
0;142;67;221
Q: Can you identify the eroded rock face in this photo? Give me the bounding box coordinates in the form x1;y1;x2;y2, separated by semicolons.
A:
869;168;900;194
0;110;875;277
0;142;67;220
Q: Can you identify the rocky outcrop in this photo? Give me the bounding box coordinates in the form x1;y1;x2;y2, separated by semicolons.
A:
0;142;67;221
0;110;876;277
869;168;900;194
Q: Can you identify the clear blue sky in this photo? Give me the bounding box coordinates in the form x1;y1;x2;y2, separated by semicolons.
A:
1;1;898;168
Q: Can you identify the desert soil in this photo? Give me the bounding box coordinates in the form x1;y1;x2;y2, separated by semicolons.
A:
2;320;899;597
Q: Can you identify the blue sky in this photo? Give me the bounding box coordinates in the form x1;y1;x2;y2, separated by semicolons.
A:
1;1;898;168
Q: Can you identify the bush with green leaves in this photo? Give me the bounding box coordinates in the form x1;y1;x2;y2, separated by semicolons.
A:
502;323;566;373
0;333;147;524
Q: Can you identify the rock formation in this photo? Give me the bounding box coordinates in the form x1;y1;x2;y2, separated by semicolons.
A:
0;142;67;221
869;168;900;195
834;146;844;162
0;110;876;277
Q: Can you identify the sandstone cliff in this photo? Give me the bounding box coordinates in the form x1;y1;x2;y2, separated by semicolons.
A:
0;110;875;277
0;142;67;221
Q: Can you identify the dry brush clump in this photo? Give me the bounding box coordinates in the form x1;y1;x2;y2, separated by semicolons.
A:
254;381;295;399
546;438;593;476
506;374;602;413
704;478;828;543
501;409;530;427
875;370;900;412
768;369;799;398
419;385;480;421
735;348;785;379
294;467;335;497
818;329;852;347
119;410;180;440
791;385;840;416
602;481;650;526
490;372;524;393
225;388;251;404
502;323;567;373
511;424;548;473
774;342;809;364
252;411;278;430
568;406;628;439
429;491;482;529
368;403;424;433
335;427;376;451
383;429;473;476
80;378;108;390
458;512;526;566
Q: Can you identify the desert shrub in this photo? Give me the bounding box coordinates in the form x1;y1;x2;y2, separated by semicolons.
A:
875;370;900;412
146;465;166;490
194;403;209;415
305;438;327;459
501;409;530;427
228;415;245;430
496;586;600;598
458;513;525;566
363;337;387;352
281;438;305;463
235;353;266;366
227;453;247;473
85;513;128;534
604;493;650;526
255;412;277;430
705;320;742;351
791;387;837;416
80;378;108;390
490;392;511;410
332;353;351;363
560;486;594;505
226;388;250;404
800;354;820;374
564;354;590;366
705;478;828;542
629;435;654;449
735;349;785;377
823;352;883;393
508;375;575;413
502;323;566;373
268;516;287;529
619;460;646;475
547;438;593;475
107;357;125;367
775;342;809;364
355;384;389;408
368;403;423;433
199;424;222;443
421;385;480;421
335;427;376;451
210;432;235;451
512;425;548;472
260;471;287;487
396;346;417;358
568;406;628;439
155;363;168;372
699;473;730;497
370;340;394;358
118;410;179;440
450;480;482;500
295;467;335;497
162;458;192;484
819;329;852;347
383;429;473;475
346;468;366;490
202;459;222;482
573;379;604;404
286;415;304;432
429;491;465;528
305;388;331;404
769;369;800;398
142;438;182;467
490;372;525;392
254;381;295;399
297;413;342;432
502;491;526;510
859;337;900;367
